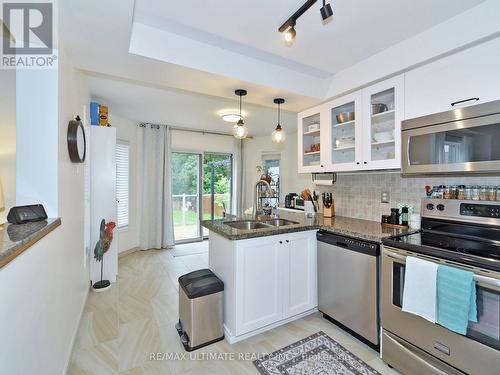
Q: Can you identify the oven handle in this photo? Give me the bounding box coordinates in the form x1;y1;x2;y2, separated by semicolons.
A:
384;331;455;375
385;251;500;289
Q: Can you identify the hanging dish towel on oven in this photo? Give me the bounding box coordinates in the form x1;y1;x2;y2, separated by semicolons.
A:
402;256;438;323
437;265;477;335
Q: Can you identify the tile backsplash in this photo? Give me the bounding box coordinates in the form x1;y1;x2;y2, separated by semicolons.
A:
320;172;500;222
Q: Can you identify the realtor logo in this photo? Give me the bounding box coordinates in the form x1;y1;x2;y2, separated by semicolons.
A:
1;1;57;68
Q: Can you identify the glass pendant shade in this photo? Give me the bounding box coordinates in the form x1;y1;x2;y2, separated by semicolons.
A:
271;98;286;144
233;89;248;139
233;119;248;139
272;125;286;144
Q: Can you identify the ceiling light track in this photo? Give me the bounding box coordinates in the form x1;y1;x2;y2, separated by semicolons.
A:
278;0;333;46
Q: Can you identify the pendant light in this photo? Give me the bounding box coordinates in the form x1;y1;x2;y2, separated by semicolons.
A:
232;89;249;139
272;98;286;144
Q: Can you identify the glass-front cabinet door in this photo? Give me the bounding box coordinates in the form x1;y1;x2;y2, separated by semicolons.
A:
298;107;325;173
362;75;404;170
329;92;363;172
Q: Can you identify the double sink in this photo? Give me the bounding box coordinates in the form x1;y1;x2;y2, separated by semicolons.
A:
224;219;299;230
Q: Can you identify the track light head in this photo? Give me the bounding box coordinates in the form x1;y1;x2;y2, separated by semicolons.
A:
283;25;296;46
320;1;333;21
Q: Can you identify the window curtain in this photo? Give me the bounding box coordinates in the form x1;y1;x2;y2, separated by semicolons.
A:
138;124;175;249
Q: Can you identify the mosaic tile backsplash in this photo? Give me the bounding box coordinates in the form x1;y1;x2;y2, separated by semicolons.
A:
319;172;500;222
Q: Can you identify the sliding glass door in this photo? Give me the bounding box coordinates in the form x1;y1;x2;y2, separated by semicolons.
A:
172;152;233;242
202;153;233;237
172;152;202;242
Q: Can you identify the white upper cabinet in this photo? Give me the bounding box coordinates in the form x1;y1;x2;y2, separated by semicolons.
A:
405;37;500;120
298;106;326;173
327;91;364;172
361;76;403;170
298;74;404;173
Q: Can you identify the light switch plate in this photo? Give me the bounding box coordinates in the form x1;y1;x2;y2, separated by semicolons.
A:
381;191;390;203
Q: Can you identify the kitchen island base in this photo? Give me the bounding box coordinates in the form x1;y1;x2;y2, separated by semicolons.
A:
208;230;318;344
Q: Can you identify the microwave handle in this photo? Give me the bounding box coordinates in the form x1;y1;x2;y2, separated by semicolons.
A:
451;97;479;107
385;250;500;289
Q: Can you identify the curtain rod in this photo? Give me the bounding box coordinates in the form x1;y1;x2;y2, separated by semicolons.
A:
138;122;253;139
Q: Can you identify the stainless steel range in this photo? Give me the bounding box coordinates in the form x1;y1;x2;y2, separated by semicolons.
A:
381;199;500;375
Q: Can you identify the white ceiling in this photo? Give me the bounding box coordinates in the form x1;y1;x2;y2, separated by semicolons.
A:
61;0;488;129
86;73;297;136
134;0;485;74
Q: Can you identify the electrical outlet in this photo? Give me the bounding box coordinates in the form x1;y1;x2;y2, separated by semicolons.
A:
381;191;390;203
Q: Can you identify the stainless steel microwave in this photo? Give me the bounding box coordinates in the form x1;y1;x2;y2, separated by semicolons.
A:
402;100;500;175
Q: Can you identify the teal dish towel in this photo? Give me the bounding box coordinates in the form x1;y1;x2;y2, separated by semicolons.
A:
437;265;478;335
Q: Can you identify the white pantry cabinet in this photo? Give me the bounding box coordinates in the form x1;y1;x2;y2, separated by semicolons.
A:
298;74;404;172
209;230;317;343
405;37;500;120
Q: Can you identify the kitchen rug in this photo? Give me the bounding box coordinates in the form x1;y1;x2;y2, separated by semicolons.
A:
253;331;381;375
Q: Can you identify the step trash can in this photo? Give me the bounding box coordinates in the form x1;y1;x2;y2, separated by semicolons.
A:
175;269;224;351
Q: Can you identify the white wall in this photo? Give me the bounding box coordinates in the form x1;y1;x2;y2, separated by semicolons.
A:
0;57;16;223
242;132;311;211
0;47;91;375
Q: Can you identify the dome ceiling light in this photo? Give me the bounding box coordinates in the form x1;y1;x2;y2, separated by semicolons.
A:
232;89;249;139
278;0;333;46
221;113;241;123
271;98;287;144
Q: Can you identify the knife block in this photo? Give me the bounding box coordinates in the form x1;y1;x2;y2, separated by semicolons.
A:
323;205;334;218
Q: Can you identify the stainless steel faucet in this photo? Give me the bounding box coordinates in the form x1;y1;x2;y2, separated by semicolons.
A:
252;180;271;220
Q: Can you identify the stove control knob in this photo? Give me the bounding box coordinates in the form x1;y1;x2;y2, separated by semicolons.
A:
437;204;445;211
426;203;435;210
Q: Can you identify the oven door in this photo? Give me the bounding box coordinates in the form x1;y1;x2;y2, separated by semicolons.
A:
382;246;500;375
402;112;500;174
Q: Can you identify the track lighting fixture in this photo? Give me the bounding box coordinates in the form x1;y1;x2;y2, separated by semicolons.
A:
278;0;333;45
320;0;333;21
283;24;297;46
271;98;286;144
232;89;248;139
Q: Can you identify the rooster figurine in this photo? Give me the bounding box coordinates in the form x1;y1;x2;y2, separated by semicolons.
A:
93;219;116;291
93;220;116;262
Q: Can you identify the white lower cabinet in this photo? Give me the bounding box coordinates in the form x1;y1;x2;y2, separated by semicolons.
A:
209;230;317;343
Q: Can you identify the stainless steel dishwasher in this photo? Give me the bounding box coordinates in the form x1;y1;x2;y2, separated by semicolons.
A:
317;230;380;349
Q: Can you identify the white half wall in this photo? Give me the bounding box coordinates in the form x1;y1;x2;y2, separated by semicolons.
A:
0;48;91;375
0;62;16;223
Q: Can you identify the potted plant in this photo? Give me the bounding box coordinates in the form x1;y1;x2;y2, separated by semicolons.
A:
256;165;272;184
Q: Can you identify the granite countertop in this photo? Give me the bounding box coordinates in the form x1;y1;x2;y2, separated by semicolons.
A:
0;218;61;269
202;210;413;243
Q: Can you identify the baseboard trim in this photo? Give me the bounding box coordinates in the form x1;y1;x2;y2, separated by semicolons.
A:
62;285;90;375
224;308;318;344
118;247;140;258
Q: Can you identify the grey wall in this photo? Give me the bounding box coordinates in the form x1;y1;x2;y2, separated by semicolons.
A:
319;172;500;221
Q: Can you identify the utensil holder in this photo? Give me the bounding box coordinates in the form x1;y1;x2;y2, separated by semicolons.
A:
323;206;334;218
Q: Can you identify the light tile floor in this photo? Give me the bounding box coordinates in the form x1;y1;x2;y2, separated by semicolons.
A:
68;248;399;375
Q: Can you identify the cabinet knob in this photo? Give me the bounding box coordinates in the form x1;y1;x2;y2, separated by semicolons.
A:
286;240;289;243
356;162;360;165
320;165;324;168
279;241;283;244
364;161;367;164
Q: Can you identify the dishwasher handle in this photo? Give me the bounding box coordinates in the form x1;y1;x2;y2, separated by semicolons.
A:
317;231;379;256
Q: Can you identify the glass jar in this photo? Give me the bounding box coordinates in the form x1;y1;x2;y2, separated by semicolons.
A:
496;187;500;201
487;186;497;201
479;185;488;201
432;185;443;199
450;185;458;199
443;185;450;199
457;185;466;200
471;186;480;201
464;186;473;200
